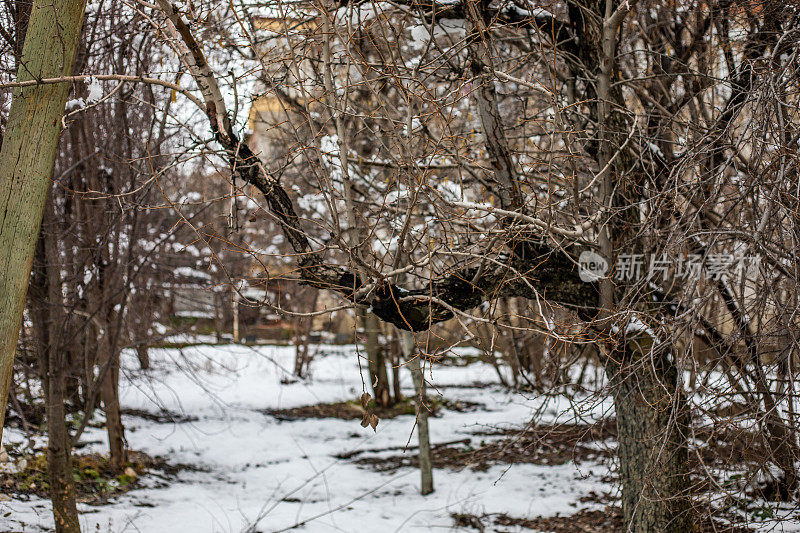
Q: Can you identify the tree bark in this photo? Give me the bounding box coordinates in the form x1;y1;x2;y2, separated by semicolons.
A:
293;290;318;378
607;340;693;532
232;287;240;343
584;1;693;529
293;328;311;378
43;311;82;533
135;343;150;371
31;216;81;533
0;0;88;441
364;313;392;407
401;331;433;495
390;333;403;403
98;331;126;472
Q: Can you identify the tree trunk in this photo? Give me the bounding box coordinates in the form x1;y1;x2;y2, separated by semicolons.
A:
136;343;150;370
365;313;392;407
390;333;402;403
46;355;82;533
400;331;433;495
293;334;310;378
31;222;81;533
214;289;224;342
98;333;126;472
580;1;695;529
293;291;318;378
606;340;692;532
232;287;240;343
0;0;88;441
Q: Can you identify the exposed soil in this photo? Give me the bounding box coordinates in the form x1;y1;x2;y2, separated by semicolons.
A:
0;450;204;505
121;407;199;424
452;508;622;532
452;506;751;532
431;381;502;389
263;395;483;422
352;418;616;473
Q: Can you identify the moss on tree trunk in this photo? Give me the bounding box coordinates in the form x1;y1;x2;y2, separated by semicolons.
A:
0;0;88;441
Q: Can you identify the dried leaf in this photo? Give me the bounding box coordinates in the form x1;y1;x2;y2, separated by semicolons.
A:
360;412;370;428
369;413;379;431
360;392;371;409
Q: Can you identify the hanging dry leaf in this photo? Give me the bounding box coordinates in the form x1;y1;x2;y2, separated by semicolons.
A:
360;392;371;410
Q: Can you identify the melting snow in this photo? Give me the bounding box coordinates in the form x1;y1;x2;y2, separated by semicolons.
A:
2;343;613;532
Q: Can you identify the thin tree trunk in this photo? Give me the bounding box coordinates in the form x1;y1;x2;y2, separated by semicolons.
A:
232;287;240;343
500;299;522;388
463;10;522;211
293;291;318;378
400;331;433;495
293;331;310;378
365;313;392;407
214;289;223;343
45;347;81;533
391;333;402;403
0;0;88;440
98;333;126;472
31;220;81;533
135;343;150;371
293;319;311;378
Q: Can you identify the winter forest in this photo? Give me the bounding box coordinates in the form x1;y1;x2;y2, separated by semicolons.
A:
1;0;799;531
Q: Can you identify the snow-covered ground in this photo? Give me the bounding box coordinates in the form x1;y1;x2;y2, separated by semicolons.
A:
2;343;615;532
